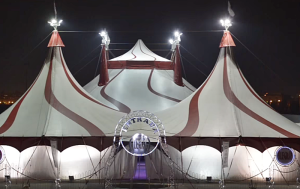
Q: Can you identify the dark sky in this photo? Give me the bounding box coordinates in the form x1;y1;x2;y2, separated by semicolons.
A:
0;0;299;95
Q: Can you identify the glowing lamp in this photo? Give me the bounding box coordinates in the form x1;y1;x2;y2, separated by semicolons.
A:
169;39;174;44
99;31;106;37
220;18;232;30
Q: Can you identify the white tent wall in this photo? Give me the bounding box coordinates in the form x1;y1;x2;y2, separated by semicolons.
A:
145;145;182;180
19;146;58;180
108;148;137;179
262;146;300;183
224;146;263;180
60;145;100;180
0;146;20;180
1;144;300;183
182;146;221;180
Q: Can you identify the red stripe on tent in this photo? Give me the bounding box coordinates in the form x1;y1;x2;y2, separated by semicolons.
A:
0;65;45;134
100;70;131;113
219;31;236;48
58;49;116;111
130;43;137;60
223;48;298;138
48;31;65;47
139;40;156;61
147;69;181;103
45;49;104;136
237;68;275;111
175;65;217;136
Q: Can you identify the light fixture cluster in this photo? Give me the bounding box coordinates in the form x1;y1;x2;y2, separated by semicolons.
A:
169;31;182;51
220;19;232;30
48;19;63;30
99;30;110;50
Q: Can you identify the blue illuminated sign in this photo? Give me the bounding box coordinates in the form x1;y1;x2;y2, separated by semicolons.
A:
276;146;295;166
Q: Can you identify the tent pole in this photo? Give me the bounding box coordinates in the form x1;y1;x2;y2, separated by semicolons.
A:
99;137;103;184
179;137;184;183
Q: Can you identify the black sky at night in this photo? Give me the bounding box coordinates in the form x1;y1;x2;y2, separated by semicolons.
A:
0;0;299;95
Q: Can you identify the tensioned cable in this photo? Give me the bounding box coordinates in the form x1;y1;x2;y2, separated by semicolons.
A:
82;137;97;175
164;51;172;58
74;55;98;75
182;56;208;77
70;44;102;70
230;32;286;85
21;139;42;174
45;146;57;178
181;45;209;69
179;50;188;80
226;145;238;178
94;46;103;78
259;138;289;185
21;32;53;61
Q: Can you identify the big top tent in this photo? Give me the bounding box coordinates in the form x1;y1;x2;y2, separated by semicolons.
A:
0;15;299;188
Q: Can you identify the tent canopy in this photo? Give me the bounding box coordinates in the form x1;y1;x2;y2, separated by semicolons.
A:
108;39;173;69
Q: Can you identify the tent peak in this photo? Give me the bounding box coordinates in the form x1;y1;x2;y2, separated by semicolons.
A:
48;30;65;47
219;30;236;48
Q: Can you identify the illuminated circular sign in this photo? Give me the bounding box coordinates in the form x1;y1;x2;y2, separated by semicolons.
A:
114;110;166;156
0;146;6;164
275;146;295;166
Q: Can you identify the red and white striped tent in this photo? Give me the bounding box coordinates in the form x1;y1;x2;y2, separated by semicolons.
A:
0;31;125;152
0;29;299;181
156;31;300;152
0;30;299;152
84;39;196;113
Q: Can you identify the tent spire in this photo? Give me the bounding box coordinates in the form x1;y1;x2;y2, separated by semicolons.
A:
219;18;236;48
169;31;183;86
47;17;65;47
98;30;110;86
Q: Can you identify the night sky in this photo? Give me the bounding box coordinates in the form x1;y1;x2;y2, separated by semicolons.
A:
0;0;299;95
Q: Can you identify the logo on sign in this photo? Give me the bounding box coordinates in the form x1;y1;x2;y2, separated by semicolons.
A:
275;146;295;166
115;111;165;157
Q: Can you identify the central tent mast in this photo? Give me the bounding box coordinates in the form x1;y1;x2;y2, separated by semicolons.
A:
169;31;183;86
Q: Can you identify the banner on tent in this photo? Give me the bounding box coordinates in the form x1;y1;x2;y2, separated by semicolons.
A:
222;141;229;168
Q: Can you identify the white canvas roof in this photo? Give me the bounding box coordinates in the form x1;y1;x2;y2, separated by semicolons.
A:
156;31;300;138
84;69;196;113
0;31;125;137
110;39;171;62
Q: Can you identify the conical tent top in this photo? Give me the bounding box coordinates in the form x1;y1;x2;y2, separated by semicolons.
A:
219;30;236;48
48;30;65;47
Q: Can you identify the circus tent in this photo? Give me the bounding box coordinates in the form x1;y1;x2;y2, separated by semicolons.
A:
84;39;196;113
0;20;299;184
157;30;300;152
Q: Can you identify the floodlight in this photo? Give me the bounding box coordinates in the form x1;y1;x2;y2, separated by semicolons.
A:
169;39;174;44
100;31;106;37
174;31;179;37
48;18;62;30
220;18;232;30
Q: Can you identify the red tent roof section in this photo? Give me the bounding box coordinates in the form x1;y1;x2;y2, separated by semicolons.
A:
219;31;236;48
48;30;65;47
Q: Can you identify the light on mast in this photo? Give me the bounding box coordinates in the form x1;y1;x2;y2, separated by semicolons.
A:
220;18;232;30
48;19;63;30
